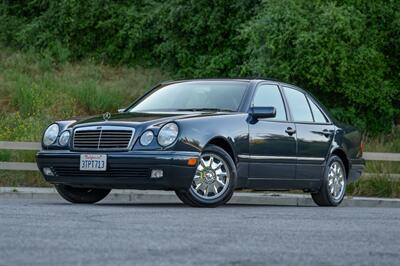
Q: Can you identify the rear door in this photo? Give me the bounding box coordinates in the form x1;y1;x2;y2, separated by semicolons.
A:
247;83;297;184
282;87;334;180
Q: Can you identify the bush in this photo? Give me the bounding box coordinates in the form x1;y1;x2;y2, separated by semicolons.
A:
240;0;399;132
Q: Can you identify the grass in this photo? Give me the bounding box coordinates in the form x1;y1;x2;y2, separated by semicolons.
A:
0;47;168;141
0;47;169;188
364;127;400;153
348;176;400;198
0;171;49;187
0;48;399;198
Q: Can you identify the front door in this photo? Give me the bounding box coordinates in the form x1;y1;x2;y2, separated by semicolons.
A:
247;84;297;185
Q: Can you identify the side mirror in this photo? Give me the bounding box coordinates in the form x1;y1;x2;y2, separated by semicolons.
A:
250;106;276;119
117;108;126;113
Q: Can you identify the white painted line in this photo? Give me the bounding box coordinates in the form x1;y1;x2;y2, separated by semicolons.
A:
0;162;38;171
0;141;41;150
363;152;400;161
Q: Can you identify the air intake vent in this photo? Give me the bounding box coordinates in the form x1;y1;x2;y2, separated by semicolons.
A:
73;126;135;151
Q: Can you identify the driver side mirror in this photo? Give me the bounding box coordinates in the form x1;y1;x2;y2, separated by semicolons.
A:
250;106;276;119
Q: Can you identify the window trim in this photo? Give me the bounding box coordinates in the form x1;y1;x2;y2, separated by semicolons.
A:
249;82;289;123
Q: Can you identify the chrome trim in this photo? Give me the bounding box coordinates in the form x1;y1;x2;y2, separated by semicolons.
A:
238;154;325;162
297;157;325;162
72;126;135;151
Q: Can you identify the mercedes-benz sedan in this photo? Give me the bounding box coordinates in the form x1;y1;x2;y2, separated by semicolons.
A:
36;79;365;207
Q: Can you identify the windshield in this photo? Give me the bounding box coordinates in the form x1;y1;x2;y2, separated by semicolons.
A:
129;81;248;112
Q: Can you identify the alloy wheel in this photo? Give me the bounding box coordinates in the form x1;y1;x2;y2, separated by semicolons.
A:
190;153;230;200
328;161;345;201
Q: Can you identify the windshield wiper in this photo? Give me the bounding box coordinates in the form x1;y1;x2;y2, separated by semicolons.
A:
176;108;234;112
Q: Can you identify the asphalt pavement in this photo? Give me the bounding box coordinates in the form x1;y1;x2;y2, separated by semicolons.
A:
1;197;400;266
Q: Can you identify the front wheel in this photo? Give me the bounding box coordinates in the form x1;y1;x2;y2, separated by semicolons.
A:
311;155;347;206
175;145;237;207
55;184;111;204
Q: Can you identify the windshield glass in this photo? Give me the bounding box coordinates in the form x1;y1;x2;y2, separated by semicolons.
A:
129;81;248;112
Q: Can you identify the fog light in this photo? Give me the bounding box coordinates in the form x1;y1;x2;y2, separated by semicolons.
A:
151;169;163;179
43;167;54;176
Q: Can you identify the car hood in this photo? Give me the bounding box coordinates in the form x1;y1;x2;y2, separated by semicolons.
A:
67;111;229;128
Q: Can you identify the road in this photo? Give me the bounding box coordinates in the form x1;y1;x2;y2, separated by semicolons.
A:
0;198;400;266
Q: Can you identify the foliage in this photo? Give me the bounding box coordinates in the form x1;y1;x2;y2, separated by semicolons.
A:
152;0;260;77
241;0;399;132
0;0;399;133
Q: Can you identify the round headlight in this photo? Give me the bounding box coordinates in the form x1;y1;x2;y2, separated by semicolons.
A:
157;123;179;147
140;130;154;146
43;124;59;146
59;131;71;146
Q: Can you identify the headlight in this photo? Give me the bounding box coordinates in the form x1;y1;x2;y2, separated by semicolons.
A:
58;131;71;146
157;123;179;146
140;130;154;146
43;124;59;146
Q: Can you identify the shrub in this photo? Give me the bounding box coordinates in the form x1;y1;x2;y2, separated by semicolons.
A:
151;0;260;77
240;0;399;132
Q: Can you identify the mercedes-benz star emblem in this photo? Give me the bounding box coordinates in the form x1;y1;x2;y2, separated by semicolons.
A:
103;112;111;121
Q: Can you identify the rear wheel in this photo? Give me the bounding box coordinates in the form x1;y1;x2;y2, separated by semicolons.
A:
55;184;111;204
175;145;236;207
311;155;346;206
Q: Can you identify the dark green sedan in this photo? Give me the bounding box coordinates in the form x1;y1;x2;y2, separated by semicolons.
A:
36;79;365;207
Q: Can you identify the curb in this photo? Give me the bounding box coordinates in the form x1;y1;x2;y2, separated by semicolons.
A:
1;187;400;207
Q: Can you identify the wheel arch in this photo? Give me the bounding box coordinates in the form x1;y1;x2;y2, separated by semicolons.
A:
330;148;350;178
206;137;236;164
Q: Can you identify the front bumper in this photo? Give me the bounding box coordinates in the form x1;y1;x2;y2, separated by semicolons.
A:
36;150;200;190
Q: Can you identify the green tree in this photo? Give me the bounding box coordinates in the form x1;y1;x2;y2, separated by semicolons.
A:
241;0;399;132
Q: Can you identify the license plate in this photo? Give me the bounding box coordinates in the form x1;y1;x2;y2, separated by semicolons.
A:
80;154;107;171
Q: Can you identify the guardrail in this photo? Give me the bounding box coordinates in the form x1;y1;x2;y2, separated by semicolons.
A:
1;141;400;178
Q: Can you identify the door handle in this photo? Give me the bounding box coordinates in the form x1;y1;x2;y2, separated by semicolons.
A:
285;127;296;135
314;129;333;137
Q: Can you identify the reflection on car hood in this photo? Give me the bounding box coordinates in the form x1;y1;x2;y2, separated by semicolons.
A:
68;111;231;128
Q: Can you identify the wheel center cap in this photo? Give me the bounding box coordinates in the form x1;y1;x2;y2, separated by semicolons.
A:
203;170;216;184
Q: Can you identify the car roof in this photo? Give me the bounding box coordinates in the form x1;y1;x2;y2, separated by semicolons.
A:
160;78;301;89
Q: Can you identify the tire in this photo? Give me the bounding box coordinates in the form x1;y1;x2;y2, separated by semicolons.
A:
311;155;347;207
174;190;196;206
175;145;237;207
55;184;111;204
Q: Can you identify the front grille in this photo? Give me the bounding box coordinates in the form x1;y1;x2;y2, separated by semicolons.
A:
73;126;135;151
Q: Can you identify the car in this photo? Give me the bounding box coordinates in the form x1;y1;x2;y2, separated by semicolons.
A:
36;79;365;207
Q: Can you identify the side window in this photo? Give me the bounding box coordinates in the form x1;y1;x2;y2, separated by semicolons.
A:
283;87;313;122
252;84;287;121
308;97;328;123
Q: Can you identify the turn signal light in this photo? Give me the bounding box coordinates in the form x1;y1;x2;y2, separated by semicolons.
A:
187;158;198;166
